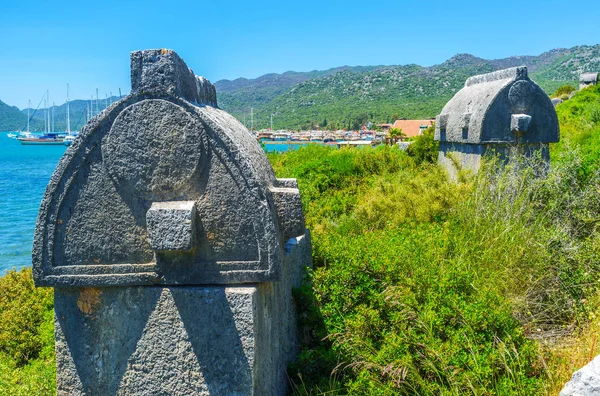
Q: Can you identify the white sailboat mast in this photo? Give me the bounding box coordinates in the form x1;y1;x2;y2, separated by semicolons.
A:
66;84;71;134
27;99;30;133
47;90;50;133
44;98;47;134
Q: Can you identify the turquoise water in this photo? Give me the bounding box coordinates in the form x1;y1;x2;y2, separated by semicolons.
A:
263;142;325;152
0;132;66;273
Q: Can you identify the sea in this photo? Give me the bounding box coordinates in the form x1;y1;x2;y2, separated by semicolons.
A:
0;134;318;273
0;132;66;273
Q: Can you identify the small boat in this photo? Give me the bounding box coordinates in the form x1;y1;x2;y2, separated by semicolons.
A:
18;132;64;145
7;133;17;139
63;85;78;146
64;134;78;146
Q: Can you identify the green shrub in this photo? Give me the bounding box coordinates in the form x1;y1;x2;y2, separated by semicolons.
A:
552;85;576;98
0;268;53;366
278;132;600;394
407;125;438;164
0;268;55;394
552;84;600;181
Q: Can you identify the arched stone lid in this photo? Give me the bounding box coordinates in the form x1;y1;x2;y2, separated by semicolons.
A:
435;66;559;144
580;72;598;84
33;49;305;287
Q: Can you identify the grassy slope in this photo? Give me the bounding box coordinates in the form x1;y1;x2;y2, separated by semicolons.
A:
269;86;600;394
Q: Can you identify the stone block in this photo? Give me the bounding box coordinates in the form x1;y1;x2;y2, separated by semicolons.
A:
511;114;532;133
276;178;298;189
53;230;312;396
560;355;600;396
146;201;196;251
270;187;306;241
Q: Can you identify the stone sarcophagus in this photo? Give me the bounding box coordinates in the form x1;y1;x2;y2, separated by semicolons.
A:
33;49;311;395
435;67;559;177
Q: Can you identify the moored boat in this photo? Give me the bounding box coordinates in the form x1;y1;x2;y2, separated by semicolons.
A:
63;134;78;146
18;133;64;145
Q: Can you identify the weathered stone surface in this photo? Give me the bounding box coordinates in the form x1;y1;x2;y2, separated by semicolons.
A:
146;201;196;251
560;355;600;396
271;187;306;241
511;114;532;133
130;49;217;105
34;49;312;395
32;49;307;287
54;231;311;396
102;99;207;201
435;66;559;177
277;178;299;189
552;97;563;107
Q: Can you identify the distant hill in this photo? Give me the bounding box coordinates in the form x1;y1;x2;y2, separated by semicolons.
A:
22;96;119;132
215;44;600;130
0;99;40;131
214;66;381;120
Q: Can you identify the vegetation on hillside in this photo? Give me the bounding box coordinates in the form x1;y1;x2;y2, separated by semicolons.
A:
218;44;600;130
0;100;35;132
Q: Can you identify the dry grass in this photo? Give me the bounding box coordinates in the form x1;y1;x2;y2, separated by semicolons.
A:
543;295;600;394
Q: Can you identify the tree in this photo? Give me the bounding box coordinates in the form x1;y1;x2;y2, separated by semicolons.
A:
388;127;405;145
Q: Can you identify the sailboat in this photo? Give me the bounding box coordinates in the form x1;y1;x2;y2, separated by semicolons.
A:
63;84;77;146
17;91;65;145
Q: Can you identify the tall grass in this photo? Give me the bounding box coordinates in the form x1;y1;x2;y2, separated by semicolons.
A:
271;142;600;395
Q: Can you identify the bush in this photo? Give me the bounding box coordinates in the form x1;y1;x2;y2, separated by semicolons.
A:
407;125;438;164
0;268;53;365
552;85;576;98
0;268;55;395
277;131;600;394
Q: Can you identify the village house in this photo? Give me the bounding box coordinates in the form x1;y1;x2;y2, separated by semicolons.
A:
390;119;435;139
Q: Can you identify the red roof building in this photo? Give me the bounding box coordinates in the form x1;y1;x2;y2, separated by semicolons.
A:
391;119;434;138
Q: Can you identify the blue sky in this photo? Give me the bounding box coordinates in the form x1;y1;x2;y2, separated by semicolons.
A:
0;0;598;109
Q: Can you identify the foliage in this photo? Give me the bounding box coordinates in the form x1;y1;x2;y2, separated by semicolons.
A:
551;83;600;181
0;268;53;365
407;125;439;164
271;90;600;393
552;85;577;98
387;127;404;144
0;268;55;394
0;100;32;132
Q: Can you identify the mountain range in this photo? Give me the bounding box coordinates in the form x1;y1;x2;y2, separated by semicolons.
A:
1;44;598;131
215;44;600;130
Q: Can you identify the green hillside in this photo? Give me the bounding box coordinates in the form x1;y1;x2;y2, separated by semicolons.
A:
22;97;118;132
215;66;380;121
216;44;600;130
0;100;37;132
